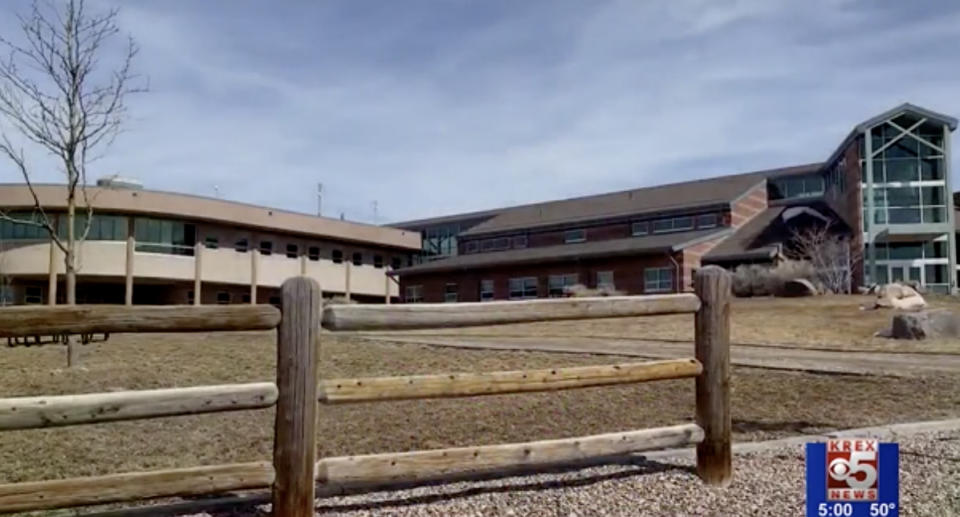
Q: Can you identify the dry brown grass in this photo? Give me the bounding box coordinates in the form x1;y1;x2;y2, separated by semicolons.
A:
382;295;960;354
1;330;958;487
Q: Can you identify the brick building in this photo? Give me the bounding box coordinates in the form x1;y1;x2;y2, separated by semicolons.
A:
392;103;958;302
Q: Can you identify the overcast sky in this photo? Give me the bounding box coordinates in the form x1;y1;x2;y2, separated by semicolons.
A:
1;0;959;224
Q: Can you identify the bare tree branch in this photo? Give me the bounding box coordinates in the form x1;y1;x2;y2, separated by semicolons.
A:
787;222;862;294
0;0;145;308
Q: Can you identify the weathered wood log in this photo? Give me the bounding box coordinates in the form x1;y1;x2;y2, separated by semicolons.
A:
0;462;273;513
322;293;700;331
273;277;321;517
316;424;704;491
318;359;701;404
0;383;278;431
0;304;281;337
694;266;732;487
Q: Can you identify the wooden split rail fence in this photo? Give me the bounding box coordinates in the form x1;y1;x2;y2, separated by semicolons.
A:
0;266;732;516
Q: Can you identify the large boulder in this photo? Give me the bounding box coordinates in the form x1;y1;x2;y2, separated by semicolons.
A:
866;283;927;311
888;310;960;340
780;278;818;297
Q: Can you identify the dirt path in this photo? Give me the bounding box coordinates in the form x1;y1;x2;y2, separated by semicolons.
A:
358;334;960;376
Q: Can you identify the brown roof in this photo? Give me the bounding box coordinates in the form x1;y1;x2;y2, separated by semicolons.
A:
0;184;421;250
458;163;822;237
397;227;731;275
703;207;785;262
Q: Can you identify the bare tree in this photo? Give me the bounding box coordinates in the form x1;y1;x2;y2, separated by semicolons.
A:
0;0;143;365
788;223;861;294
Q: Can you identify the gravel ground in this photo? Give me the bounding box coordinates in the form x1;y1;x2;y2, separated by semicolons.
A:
189;429;959;517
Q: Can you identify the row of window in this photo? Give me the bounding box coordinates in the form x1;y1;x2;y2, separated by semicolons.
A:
866;241;949;261
463;235;527;254
405;267;676;303
633;214;718;236
203;236;402;269
461;214;721;255
0;213;405;269
861;185;948;225
860;157;944;183
769;175;825;201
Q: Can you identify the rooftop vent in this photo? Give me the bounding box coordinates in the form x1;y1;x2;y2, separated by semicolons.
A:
96;176;143;190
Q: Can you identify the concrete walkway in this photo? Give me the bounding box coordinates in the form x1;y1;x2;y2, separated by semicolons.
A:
358;335;960;376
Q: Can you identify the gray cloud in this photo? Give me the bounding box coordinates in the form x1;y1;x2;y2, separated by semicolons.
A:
1;0;958;223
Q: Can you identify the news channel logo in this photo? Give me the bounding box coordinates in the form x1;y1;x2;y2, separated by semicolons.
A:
806;438;899;517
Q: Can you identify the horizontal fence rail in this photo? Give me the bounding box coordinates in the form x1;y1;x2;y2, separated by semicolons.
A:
322;293;701;331
0;305;281;338
0;383;279;431
0;462;274;513
318;359;702;404
0;268;733;515
315;424;704;493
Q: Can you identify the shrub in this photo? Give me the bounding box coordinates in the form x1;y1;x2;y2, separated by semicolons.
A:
732;260;817;297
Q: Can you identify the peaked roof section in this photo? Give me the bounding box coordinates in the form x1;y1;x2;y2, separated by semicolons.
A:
856;103;958;132
398;227;731;275
456;163;822;238
825;103;958;166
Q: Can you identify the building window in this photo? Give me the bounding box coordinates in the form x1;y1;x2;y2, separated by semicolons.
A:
134;217;196;255
187;290;194;305
405;285;423;303
0;212;51;240
509;277;538;299
332;249;343;264
0;285;14;306
80;214;128;241
563;229;586;243
374;255;384;268
480;279;495;301
216;291;231;305
391;257;403;270
352;252;362;266
481;237;510;251
769;174;825;200
548;274;579;297
241;293;251;304
235;238;249;253
269;296;281;307
697;214;718;229
204;236;219;249
631;221;648;236
286;244;298;258
596;271;615;290
644;267;674;293
512;235;528;248
653;216;694;234
259;241;273;256
308;246;320;261
444;283;458;303
24;286;43;304
464;241;479;254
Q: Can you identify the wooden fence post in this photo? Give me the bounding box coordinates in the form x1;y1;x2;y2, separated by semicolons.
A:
694;265;732;487
273;277;321;517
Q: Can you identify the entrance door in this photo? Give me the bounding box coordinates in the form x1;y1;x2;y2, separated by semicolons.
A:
885;264;922;285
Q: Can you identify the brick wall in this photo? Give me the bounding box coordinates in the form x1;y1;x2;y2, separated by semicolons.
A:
679;181;769;289
401;253;680;303
823;139;864;289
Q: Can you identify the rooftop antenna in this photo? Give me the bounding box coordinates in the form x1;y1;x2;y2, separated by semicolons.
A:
213;185;220;199
317;183;323;217
372;200;378;223
340;212;345;221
